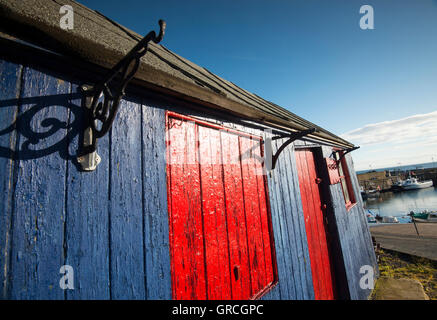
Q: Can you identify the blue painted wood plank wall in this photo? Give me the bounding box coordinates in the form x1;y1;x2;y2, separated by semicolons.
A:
0;59;171;299
0;57;376;300
321;146;378;300
261;139;314;300
10;67;70;299
65;85;111;300
0;60;22;299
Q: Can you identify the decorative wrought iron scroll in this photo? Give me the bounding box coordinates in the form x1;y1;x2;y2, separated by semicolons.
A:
332;146;360;164
77;20;166;171
269;128;316;170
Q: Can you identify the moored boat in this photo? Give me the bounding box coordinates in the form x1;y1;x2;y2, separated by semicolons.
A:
391;180;404;192
366;210;378;223
411;210;437;223
381;216;399;223
367;214;377;223
402;177;433;190
366;188;380;198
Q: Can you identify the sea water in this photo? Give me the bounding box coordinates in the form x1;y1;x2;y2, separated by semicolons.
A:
363;187;437;223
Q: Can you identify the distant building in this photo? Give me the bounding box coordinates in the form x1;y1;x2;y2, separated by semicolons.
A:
357;171;397;191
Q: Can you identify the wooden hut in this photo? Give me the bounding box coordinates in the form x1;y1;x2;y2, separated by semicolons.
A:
0;0;377;300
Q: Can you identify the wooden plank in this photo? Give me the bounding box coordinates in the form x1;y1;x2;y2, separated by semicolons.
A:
316;145;350;300
286;145;315;299
304;149;330;300
305;150;335;299
252;139;275;290
259;132;281;301
9;67;69;299
141;104;172;299
304;150;329;299
198;125;231;300
239;136;267;295
281;146;303;300
265;139;295;299
266;141;299;299
295;151;313;294
320;145;378;300
331;183;358;298
348;200;374;298
321;144;356;298
273;140;299;299
279;145;306;299
167;117;206;299
295;150;324;299
307;152;333;300
109;97;145;299
264;155;286;300
0;60;22;299
64;84;110;300
220;131;251;299
346;155;377;269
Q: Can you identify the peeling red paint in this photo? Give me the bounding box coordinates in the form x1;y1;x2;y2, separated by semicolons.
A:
296;150;336;300
166;112;276;300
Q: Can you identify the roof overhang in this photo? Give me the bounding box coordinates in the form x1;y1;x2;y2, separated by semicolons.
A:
0;0;354;148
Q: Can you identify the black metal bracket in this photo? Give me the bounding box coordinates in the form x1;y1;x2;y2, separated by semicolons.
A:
269;128;316;170
332;146;360;164
77;20;166;171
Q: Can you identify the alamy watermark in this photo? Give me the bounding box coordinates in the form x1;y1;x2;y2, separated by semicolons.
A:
60;5;74;30
359;5;374;30
59;265;74;290
359;265;375;290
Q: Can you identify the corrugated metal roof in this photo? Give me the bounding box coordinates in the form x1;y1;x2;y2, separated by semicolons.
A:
0;0;353;147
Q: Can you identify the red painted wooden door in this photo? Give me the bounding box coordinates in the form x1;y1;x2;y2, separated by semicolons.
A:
166;112;276;300
295;149;336;300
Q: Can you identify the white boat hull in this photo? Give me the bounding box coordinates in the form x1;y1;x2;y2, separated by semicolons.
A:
402;180;433;190
382;216;399;223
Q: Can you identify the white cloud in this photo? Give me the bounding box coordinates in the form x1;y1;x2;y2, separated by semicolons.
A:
341;110;437;170
341;110;437;146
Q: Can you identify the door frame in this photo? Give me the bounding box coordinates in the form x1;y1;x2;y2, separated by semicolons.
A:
294;145;350;300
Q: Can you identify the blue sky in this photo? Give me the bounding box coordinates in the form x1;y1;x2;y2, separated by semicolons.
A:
78;0;437;170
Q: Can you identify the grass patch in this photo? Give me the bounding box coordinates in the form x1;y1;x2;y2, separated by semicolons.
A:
377;249;437;300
